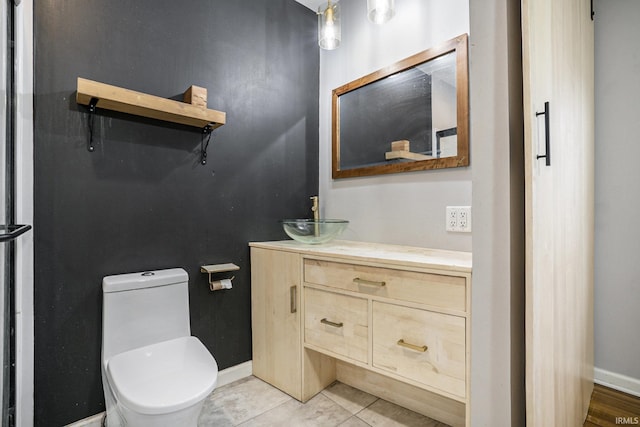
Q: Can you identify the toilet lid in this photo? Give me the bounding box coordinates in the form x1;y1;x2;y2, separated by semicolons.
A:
107;336;218;415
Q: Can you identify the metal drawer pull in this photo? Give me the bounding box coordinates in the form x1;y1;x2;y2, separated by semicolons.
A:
320;318;344;328
290;286;297;313
397;339;428;352
353;277;386;287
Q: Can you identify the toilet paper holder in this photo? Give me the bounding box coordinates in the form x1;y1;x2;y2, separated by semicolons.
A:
200;263;240;291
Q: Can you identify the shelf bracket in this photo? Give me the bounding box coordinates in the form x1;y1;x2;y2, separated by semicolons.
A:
201;124;213;165
87;97;99;152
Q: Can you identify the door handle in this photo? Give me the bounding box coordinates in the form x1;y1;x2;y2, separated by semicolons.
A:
353;277;386;287
397;339;428;353
320;318;344;328
535;101;551;166
0;224;32;243
290;286;297;313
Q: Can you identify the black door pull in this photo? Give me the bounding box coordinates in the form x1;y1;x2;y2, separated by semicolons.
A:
536;101;551;166
0;225;32;243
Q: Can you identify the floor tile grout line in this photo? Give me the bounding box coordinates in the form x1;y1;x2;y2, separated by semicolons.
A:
339;414;375;427
352;412;375;427
205;375;295;427
232;395;295;426
320;390;380;416
352;397;379;422
319;382;381;418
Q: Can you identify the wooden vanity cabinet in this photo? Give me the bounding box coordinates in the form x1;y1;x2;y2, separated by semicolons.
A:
250;241;471;426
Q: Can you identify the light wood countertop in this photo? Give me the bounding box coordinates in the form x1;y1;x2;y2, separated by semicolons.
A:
249;240;471;273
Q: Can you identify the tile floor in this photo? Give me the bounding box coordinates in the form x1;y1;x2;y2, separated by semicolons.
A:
77;376;450;427
198;376;449;427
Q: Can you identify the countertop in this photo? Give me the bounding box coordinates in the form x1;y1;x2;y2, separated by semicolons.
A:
249;240;472;273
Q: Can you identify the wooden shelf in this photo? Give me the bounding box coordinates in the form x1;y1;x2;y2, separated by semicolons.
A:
385;150;433;161
76;77;226;129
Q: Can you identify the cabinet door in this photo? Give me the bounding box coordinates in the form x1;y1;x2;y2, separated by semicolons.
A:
522;0;594;425
251;247;302;399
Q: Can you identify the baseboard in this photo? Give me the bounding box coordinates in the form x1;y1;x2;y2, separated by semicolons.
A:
65;412;104;427
594;367;640;397
66;360;254;426
217;360;253;387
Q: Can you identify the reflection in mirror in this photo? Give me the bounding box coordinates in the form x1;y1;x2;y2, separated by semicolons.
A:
436;127;457;158
332;34;468;178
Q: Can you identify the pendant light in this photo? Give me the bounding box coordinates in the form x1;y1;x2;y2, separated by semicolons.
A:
367;0;395;24
318;0;341;50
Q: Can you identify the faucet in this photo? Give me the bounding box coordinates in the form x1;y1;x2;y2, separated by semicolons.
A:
310;196;319;222
310;196;320;237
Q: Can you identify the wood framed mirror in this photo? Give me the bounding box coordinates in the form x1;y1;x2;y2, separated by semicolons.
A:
332;34;469;179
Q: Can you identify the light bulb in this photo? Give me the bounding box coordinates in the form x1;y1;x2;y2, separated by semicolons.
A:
318;1;341;50
367;0;395;24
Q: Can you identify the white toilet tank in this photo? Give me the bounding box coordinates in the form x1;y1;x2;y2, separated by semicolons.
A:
102;268;192;366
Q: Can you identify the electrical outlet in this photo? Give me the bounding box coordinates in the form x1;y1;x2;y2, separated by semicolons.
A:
445;206;472;232
459;206;472;232
446;207;458;231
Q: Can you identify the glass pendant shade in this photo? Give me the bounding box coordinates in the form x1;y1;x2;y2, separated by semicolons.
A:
318;1;340;50
367;0;395;24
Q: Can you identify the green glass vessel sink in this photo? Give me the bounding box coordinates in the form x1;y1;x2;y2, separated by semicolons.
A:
281;219;349;244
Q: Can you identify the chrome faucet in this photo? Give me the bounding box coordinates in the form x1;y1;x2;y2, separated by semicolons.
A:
310;196;319;222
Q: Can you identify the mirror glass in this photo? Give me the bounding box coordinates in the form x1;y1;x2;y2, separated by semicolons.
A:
332;34;468;178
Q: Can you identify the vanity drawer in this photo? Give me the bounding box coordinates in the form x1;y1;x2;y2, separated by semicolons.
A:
304;259;466;312
372;301;466;398
304;287;368;364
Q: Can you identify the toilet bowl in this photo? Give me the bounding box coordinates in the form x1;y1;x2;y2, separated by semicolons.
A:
101;268;218;427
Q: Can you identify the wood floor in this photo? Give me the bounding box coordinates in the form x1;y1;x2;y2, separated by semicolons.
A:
584;384;640;426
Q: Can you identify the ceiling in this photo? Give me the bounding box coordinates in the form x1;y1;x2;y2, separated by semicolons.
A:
294;0;326;11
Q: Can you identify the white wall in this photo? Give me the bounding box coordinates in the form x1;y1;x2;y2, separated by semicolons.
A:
319;0;471;251
594;0;640;396
469;0;525;424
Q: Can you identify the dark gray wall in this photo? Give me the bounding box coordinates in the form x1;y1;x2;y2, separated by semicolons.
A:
33;1;318;425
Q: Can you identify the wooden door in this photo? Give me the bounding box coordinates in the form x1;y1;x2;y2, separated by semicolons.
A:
522;0;594;425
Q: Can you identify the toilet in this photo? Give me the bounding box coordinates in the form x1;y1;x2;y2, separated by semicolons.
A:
101;268;218;427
